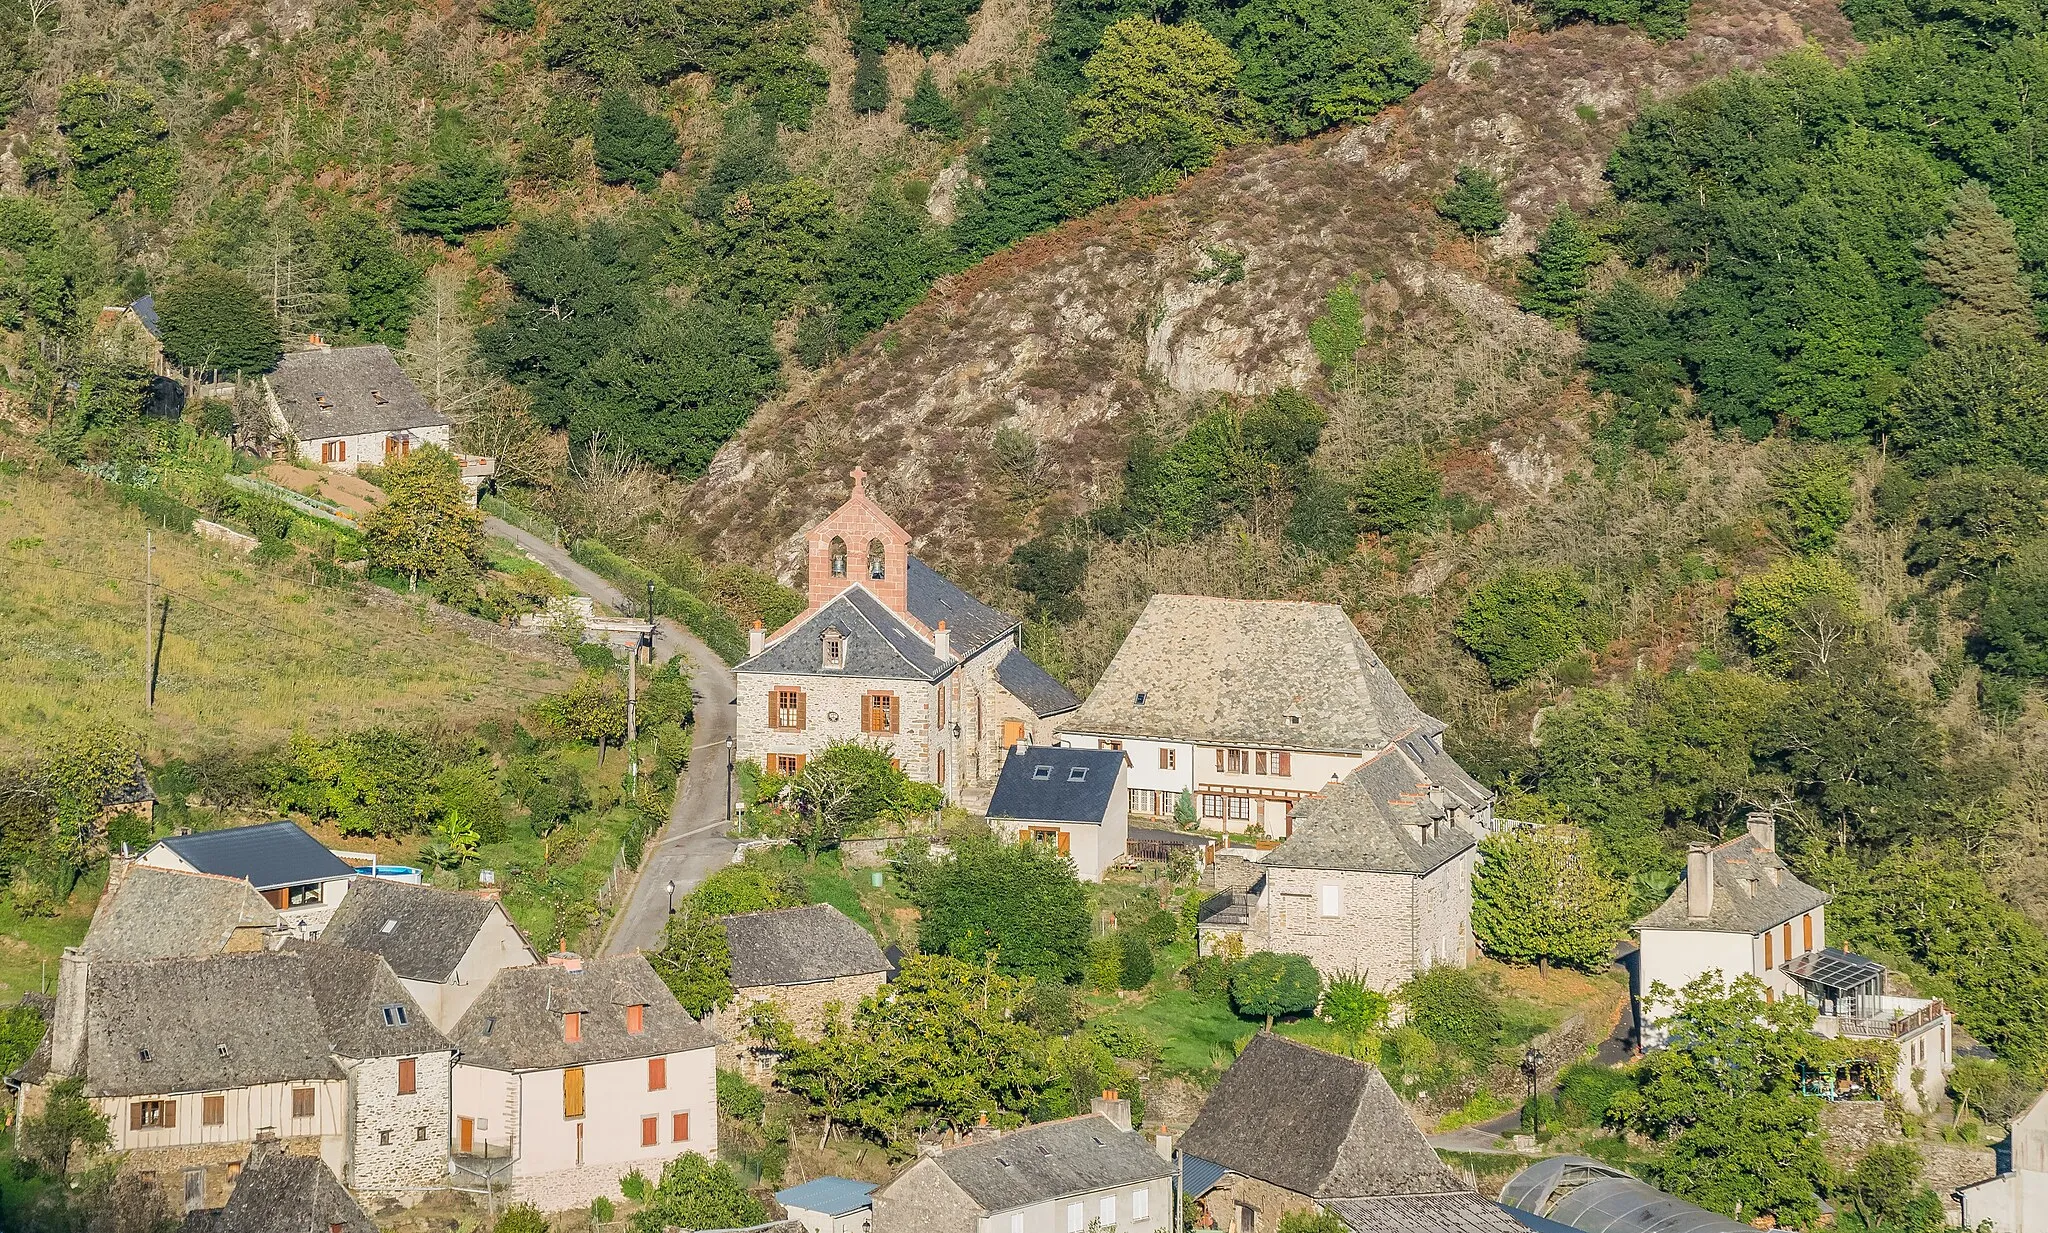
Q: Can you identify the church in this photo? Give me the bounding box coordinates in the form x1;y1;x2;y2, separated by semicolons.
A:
734;469;1079;805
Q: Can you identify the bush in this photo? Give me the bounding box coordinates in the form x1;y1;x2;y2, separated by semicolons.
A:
912;836;1093;982
1400;965;1501;1059
1230;952;1322;1026
495;1204;550;1233
904;68;961;137
1437;166;1506;237
1455;568;1588;685
717;1068;766;1122
1320;971;1391;1036
1355;450;1442;535
1184;954;1233;998
1143;908;1178;947
1729;555;1861;659
593;91;679;190
1021;980;1081;1032
852;49;889;113
1557;1062;1634;1126
619;1169;651;1202
1117;930;1156;989
589;1196;615;1224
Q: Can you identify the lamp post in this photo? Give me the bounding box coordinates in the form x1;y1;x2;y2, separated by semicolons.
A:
1521;1045;1546;1135
666;879;676;914
725;735;735;822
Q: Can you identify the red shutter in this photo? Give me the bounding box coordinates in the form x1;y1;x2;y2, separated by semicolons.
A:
1277;752;1291;776
641;1116;658;1147
648;1056;666;1091
673;1111;690;1142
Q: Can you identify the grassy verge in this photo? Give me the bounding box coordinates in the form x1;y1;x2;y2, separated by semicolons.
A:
0;867;102;1002
570;540;749;664
481;493;563;543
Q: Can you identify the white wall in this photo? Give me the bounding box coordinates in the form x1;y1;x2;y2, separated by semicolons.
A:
975;1177;1171;1233
1056;730;1365;836
455;1046;716;1180
294;423;453;472
1635;929;1761;1045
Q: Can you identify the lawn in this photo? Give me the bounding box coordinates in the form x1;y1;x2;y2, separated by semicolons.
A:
0;466;577;758
0;867;101;1003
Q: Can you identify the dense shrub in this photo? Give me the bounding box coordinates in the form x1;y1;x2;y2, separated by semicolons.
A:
1229;952;1321;1026
1455;568;1588;685
1399;965;1501;1059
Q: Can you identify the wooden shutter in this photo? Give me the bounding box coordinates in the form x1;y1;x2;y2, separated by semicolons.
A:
1803;913;1813;951
203;1095;224;1126
648;1056;666;1091
398;1057;416;1095
320;442;332;464
1277;751;1291;776
563;1011;581;1042
641;1116;658;1147
768;691;780;730
1002;720;1025;746
459;1117;474;1154
627;1004;645;1035
1057;830;1070;856
1764;931;1774;969
293;1088;314;1118
1215;749;1225;772
673;1111;690;1142
563;1066;585;1118
160;1099;176;1128
861;693;874;733
131;1103;146;1131
795;690;807;730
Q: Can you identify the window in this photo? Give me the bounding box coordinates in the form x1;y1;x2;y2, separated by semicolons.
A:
648;1056;667;1091
863;692;898;734
1101;1196;1117;1226
1202;794;1227;819
829;535;848;577
673;1111;690;1142
1130;789;1155;815
1132;1188;1150;1220
642;1116;659;1147
1226;749;1250;775
1033;765;1054;781
627;1004;646;1035
416;1126;429;1141
822;631;845;670
1276;751;1291;776
292;1088;315;1119
380;919;397;934
398;1058;416;1095
1215;748;1225;773
1067;1202;1087;1232
130;1100;174;1130
1228;797;1252;822
771;687;806;730
1068;766;1088;783
563;1012;582;1043
868;538;887;580
564;1067;585;1119
1099;739;1122;750
1159;748;1176;770
772;754;806;777
1783;921;1793;960
202;1095;224;1126
379;1129;393;1146
1236;1202;1256;1233
1320;885;1343;917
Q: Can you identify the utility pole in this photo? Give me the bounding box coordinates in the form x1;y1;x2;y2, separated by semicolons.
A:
141;533;153;712
148;596;169;711
626;649;638;793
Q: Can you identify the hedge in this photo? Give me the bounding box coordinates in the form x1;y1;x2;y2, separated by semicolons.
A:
569;540;749;664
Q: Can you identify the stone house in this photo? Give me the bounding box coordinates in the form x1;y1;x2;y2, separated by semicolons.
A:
871;1110;1173;1233
1177;1033;1526;1233
735;469;1078;807
136;820;357;932
984;745;1131;882
83;863;279;960
11;943;451;1210
1057;596;1493;839
1635;815;1952;1111
1196;743;1480;991
447;952;719;1211
315;877;539;1031
1960;1089;2048;1231
706;904;891;1080
263;342;452;471
183;1134;378;1233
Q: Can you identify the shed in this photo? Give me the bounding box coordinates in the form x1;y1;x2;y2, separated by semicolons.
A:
775;1177;877;1233
984;745;1130;881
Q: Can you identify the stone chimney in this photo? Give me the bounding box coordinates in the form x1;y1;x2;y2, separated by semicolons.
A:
1746;811;1776;852
748;620;765;657
1090;1089;1133;1132
933;620;951;660
51;947;89;1077
1686;844;1715;922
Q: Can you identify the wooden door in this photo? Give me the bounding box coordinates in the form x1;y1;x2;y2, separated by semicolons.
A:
1057;829;1070;856
458;1117;473;1154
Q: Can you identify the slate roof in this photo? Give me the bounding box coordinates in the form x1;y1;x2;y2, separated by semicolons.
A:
1178;1033;1462;1200
62;949;443;1098
996;647;1081;717
266;344;448;442
317;878;510;983
1266;747;1478;876
83;867;278;960
129;295;161;338
1325;1195;1536;1233
1062;596;1440;753
924;1114;1170;1212
1636;833;1830;935
740;588;950;680
986;747;1125;826
905;555;1017;659
448;953;717;1071
724;904;890;989
183;1138;376;1233
776;1177;878;1217
147;821;354;891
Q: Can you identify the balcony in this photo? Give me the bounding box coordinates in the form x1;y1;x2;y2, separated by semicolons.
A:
1813;996;1947;1041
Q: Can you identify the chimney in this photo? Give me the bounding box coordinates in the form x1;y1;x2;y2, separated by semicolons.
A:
1090;1089;1133;1132
1013;740;1029;756
1686;844;1715;922
1746;811;1775;852
307;332;327;350
51;947;89;1077
1154;1132;1174;1161
934;620;951;660
546;949;583;973
748;620;765;657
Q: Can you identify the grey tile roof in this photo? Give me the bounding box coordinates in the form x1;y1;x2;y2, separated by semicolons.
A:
1178;1033;1462;1200
149;821;355;892
266;344;448;442
739;590;948;680
985;747;1125;826
1636;834;1829;935
925;1114;1171;1212
905;556;1017;658
129;294;161;338
996;647;1081;717
104;759;154;806
448;954;717;1071
187;1138;376;1233
1266;747;1478;875
317;878;510;983
724;904;890;989
1325;1195;1535;1233
72;949;442;1098
1061;597;1441;753
84;867;278;961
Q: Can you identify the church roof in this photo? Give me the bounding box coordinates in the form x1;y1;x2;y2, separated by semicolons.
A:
905;556;1016;659
741;589;951;680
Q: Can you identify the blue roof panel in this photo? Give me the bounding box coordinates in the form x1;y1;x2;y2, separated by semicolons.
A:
1181;1155;1227;1198
775;1177;877;1217
153;821;355;891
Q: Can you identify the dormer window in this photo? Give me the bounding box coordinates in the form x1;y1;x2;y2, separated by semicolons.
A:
381;1004;409;1027
1068;767;1089;783
822;631;845;670
380;919;397;934
1033;765;1054;781
829;536;848;577
1135;691;1147;705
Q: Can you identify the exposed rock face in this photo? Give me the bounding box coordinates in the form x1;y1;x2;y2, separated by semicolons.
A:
685;0;1856;576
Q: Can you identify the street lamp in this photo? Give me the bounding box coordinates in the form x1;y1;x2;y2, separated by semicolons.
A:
1520;1045;1546;1134
646;581;658;657
725;735;736;822
666;879;677;913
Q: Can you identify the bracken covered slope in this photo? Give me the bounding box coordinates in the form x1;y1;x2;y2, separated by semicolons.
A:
685;0;1856;579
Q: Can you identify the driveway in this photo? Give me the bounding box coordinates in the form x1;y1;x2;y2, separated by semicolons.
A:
483;518;739;956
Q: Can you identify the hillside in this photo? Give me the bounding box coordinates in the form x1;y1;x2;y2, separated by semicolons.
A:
682;0;1855;579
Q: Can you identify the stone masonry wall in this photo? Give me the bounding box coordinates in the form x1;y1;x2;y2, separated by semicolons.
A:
737;671;939;780
708;973;885;1080
348;1051;454;1192
1194;1172;1317;1233
1262;866;1424;991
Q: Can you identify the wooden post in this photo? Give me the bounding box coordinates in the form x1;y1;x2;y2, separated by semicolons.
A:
626;649;638;791
142;532;153;712
148;596;169;710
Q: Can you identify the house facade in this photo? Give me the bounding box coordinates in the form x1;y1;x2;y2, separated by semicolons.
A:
315;878;539;1031
735;469;1079;806
705;904;890;1080
871;1111;1173;1233
448;953;719;1211
1057;597;1493;838
263;342;453;471
1635;815;1951;1111
136;820;356;931
1960;1089;2048;1231
984;745;1131;882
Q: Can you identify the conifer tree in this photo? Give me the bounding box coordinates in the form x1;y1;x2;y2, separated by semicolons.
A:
396;142;511;238
1437;165;1506;238
904;67;960;137
852;49;890;114
156;266;282;374
592;91;679;191
1517;206;1595;319
1922;181;2039;346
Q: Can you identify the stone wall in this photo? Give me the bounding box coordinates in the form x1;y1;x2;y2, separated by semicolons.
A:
1262;867;1424;990
121;1136;330;1213
737;671;939;782
347;1051;454;1192
1192;1172;1317;1233
1820;1102;1994;1221
706;973;886;1080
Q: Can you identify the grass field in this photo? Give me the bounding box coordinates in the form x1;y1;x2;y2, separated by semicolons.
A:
0;465;578;758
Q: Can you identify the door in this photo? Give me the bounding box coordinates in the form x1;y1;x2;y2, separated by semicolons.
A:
458;1117;474;1154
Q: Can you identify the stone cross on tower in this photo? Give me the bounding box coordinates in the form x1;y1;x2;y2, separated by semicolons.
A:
850;466;867;492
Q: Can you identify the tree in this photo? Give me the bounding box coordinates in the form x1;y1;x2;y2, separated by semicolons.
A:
57;77;178;214
482;0;539;27
396;143;512;238
1009;533;1089;622
267;728;444;837
1907;466;2048;588
0;1000;46;1075
1225;0;1429;138
855;0;984;51
630;1154;765;1233
1354;449;1441;534
1399;964;1501;1056
565;303;782;475
904;67;961;137
593;91;680;190
1276;1213;1350;1233
1981;545;2048;677
1117;930;1155;989
1729;555;1861;660
952;78;1092;257
912;836;1093;981
1658;1094;1828;1228
1436;165;1506;238
825;194;945;343
1517;207;1596;319
18;1076;111;1173
1473;826;1626;971
1073;18;1243;191
773;740;940;855
649;907;734;1015
527;673;629;747
362;446;486;589
1768;245;1896;440
1454;567;1587;685
1921;181;2037;347
1538;0;1688;38
156;266;282;374
852;49;890;113
1580;278;1684;406
478;219;644;423
1229;952;1321;1028
698;177;842;314
321;209;421;346
1840;1144;1934;1231
688;862;806;915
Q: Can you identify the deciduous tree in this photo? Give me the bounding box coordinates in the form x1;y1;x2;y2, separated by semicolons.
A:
362;446;485;589
913;836;1092;981
57;77;178;214
1074;18;1243;191
157;266;282;374
1229;952;1321;1027
1473;825;1626;972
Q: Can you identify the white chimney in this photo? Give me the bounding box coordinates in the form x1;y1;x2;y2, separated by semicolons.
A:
1686;843;1715;922
748;621;765;657
1154;1132;1174;1161
1746;811;1775;852
934;620;951;660
52;947;89;1077
1090;1090;1133;1132
1013;740;1030;756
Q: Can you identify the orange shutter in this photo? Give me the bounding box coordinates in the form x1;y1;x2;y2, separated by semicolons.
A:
796;690;807;730
768;692;780;730
1002;721;1025;746
564;1012;582;1042
673;1111;690;1142
1277;752;1291;776
131;1103;146;1131
861;694;874;733
641;1116;659;1146
398;1058;416;1095
1215;749;1225;772
648;1056;666;1091
1057;830;1070;855
1764;932;1773;969
1803;914;1813;951
627;1004;645;1034
161;1099;176;1128
564;1067;585;1118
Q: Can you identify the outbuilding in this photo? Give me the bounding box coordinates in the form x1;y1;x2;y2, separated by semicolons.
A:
984;745;1130;881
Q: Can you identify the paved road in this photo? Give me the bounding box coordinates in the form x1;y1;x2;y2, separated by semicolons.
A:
482;518;739;955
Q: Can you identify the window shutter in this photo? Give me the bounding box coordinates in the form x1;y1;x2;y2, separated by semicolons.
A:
861;694;874;733
1057;831;1070;856
1764;931;1774;969
337;440;347;462
641;1116;658;1147
673;1110;690;1142
1277;751;1291;776
564;1066;585;1118
131;1103;146;1131
794;754;808;773
648;1056;666;1091
796;690;807;730
768;692;780;730
161;1099;176;1128
1803;913;1813;951
398;1058;416;1095
1002;720;1025;746
1215;749;1224;772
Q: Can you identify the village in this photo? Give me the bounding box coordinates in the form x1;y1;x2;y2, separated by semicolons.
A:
4;355;2043;1233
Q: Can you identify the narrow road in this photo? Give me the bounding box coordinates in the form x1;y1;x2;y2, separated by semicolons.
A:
483;518;739;956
